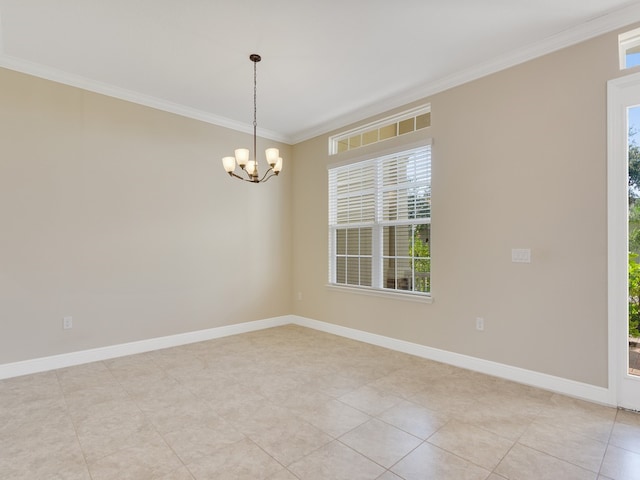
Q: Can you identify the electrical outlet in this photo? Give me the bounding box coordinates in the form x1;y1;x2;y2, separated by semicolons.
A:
63;316;73;329
297;291;302;301
476;317;484;331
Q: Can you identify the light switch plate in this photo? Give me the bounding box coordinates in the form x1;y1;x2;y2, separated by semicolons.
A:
512;248;531;263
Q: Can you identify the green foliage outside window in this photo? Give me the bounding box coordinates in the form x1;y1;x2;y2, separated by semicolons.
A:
410;225;430;293
629;128;640;339
628;253;640;338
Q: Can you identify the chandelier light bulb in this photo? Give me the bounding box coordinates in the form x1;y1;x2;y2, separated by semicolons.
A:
222;156;236;173
234;148;249;167
265;148;280;167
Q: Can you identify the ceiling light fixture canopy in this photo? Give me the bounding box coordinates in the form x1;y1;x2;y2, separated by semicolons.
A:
222;54;282;183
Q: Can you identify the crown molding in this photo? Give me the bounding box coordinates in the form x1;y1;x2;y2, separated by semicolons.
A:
0;9;4;54
289;3;640;144
1;3;639;146
0;54;292;144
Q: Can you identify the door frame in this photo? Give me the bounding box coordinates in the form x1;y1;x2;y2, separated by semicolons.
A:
607;71;640;410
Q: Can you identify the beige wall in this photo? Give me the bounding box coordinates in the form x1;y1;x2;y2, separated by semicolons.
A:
0;67;292;364
3;23;639;388
292;26;640;388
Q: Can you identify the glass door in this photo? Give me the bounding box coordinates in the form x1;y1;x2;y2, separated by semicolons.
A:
609;73;640;411
628;106;640;380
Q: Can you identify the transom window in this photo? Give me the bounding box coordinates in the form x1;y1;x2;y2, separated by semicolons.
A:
328;144;431;295
329;105;431;155
620;28;640;70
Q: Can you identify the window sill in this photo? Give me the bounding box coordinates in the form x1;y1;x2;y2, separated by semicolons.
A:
325;284;433;304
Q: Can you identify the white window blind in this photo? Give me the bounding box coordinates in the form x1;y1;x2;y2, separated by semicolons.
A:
333;161;376;225
329;144;431;295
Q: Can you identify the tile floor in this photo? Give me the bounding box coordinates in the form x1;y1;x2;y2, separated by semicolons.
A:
1;325;639;480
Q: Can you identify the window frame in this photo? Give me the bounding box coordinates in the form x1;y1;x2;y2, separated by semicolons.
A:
328;105;431;155
619;28;640;70
328;140;432;301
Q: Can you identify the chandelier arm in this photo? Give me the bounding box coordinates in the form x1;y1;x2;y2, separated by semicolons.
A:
229;172;251;181
260;171;278;183
258;167;275;183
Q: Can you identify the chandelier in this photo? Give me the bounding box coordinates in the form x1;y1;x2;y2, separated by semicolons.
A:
222;54;282;183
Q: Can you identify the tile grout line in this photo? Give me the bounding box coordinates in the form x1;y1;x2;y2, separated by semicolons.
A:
4;325;638;479
53;367;96;480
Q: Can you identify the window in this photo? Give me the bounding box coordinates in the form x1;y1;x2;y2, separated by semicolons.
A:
619;28;640;70
329;105;431;155
328;144;431;296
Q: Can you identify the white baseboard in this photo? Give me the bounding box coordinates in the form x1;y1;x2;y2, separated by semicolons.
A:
0;315;293;380
0;313;614;407
289;315;614;406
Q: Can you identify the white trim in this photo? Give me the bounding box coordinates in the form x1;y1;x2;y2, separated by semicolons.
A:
607;72;640;410
290;4;640;144
607;75;627;408
0;8;4;54
328;145;432;295
327;138;432;171
0;54;290;145
0;313;614;405
0;315;292;380
1;6;638;145
619;27;640;69
291;316;613;406
328;104;431;155
332;105;430;141
325;284;433;304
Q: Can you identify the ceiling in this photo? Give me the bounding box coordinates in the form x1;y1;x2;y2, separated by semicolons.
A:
1;1;639;145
